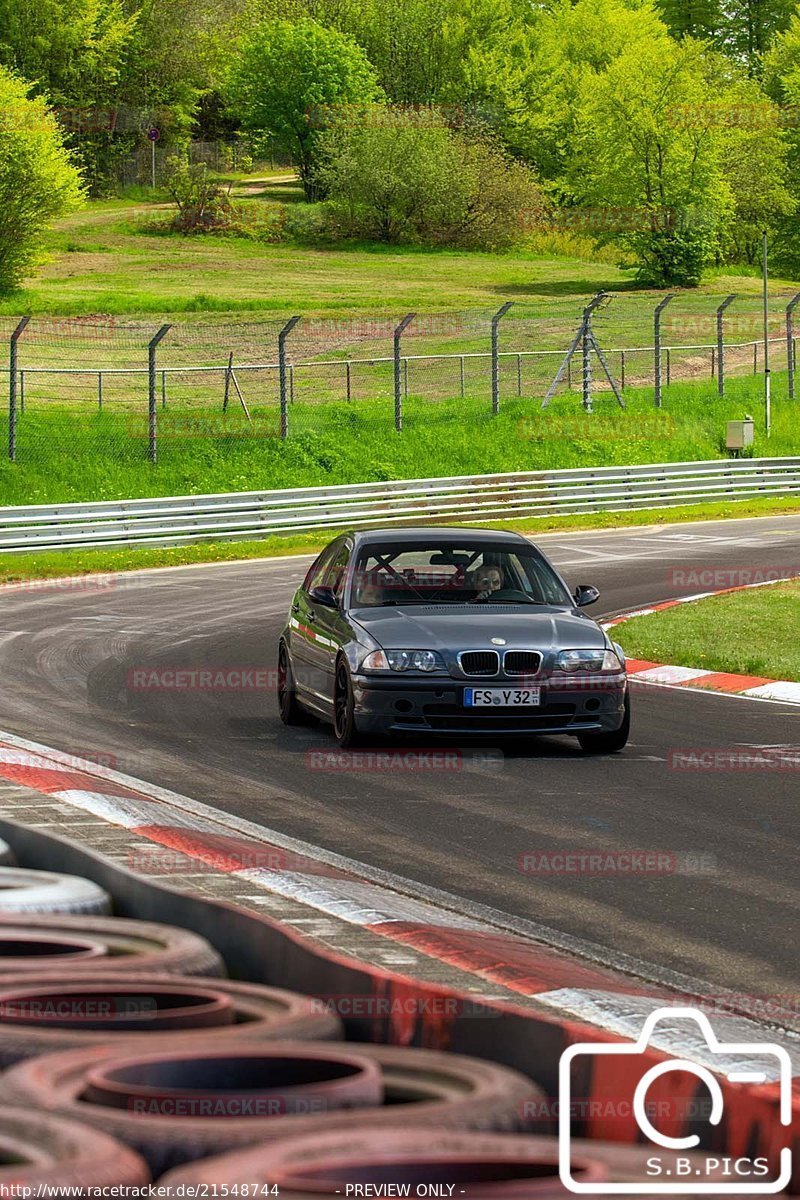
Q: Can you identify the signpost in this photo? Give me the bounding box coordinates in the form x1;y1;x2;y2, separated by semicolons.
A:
147;127;160;188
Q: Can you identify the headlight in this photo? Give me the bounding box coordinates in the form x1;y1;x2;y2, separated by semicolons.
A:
555;649;623;673
361;649;442;673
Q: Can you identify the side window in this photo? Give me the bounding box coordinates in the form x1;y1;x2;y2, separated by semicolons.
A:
323;543;351;601
303;544;339;592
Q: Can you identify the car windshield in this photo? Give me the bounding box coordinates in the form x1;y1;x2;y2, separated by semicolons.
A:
351;540;571;607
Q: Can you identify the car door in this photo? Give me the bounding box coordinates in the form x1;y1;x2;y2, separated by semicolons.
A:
289;542;340;702
307;539;353;705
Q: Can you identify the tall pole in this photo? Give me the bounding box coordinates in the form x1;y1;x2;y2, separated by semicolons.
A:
785;292;800;401
653;295;674;409
148;324;171;464
278;316;301;440
8;317;30;462
393;313;415;432
491;302;513;416
763;232;770;437
715;294;736;398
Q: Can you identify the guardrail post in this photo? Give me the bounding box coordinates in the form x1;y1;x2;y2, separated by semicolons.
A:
393;313;415;432
278;316;301;439
148;324;171;464
716;294;736;397
786;293;800;399
653;295;674;408
8;317;30;462
491;302;513;415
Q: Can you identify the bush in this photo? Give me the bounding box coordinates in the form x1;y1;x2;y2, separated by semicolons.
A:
316;109;544;248
628;212;718;287
0;69;84;291
164;158;233;232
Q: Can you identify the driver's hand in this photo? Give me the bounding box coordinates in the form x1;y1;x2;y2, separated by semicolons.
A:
475;589;492;601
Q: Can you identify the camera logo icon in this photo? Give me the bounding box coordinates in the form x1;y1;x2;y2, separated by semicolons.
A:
558;1006;792;1194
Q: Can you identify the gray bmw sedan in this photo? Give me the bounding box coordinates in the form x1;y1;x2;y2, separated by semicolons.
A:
278;528;629;753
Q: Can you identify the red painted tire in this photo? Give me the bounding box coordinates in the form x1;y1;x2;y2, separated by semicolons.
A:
158;1129;739;1196
0;868;111;915
0;1041;384;1175
0;1105;149;1190
0;914;224;977
0;1041;541;1176
0;975;342;1065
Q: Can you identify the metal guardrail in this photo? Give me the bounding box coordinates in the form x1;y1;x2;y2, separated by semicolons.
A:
1;457;799;554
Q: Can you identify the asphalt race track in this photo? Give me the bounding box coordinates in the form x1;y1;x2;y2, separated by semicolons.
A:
1;514;798;998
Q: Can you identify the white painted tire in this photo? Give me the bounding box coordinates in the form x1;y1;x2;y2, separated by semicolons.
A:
0;840;14;867
0;869;111;915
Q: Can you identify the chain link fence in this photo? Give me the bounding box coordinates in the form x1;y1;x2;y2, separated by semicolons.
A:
5;291;800;465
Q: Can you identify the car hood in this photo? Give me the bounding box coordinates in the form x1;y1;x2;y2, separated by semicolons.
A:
352;605;607;652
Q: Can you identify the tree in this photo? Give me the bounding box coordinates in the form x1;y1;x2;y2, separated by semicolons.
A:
0;69;84;291
225;18;382;197
567;34;734;284
656;0;722;41
317;109;544;246
0;0;135;189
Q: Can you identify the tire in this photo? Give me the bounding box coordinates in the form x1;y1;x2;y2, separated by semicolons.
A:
159;1129;731;1196
0;1041;542;1176
0;1042;384;1176
0;914;224;979
0;868;111;916
278;641;304;725
0;1106;149;1190
333;658;362;748
0;976;342;1067
578;692;630;754
0;838;14;867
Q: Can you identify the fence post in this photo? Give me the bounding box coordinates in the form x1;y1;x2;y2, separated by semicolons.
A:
278;316;301;439
98;372;103;410
19;371;24;415
716;294;736;398
459;356;465;398
148;324;171;464
786;293;800;399
491;302;513;415
8;317;30;462
620;349;625;391
346;361;351;402
393;313;415;432
653;295;674;408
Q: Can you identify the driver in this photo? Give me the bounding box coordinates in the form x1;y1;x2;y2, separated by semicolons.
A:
470;564;504;601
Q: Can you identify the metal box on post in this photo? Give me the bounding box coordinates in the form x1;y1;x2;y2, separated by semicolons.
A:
726;418;754;452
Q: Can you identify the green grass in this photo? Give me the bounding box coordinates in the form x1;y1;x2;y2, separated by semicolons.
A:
1;372;796;507
2;494;799;585
3;175;798;324
614;579;800;681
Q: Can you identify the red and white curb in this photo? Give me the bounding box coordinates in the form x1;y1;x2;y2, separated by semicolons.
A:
0;729;798;1060
604;576;800;704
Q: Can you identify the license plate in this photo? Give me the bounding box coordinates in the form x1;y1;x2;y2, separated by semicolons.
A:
464;687;541;707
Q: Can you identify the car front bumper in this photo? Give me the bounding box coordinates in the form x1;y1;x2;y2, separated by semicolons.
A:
351;673;628;736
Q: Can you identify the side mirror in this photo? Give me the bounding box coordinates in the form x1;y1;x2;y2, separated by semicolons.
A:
308;585;338;609
574;584;600;607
